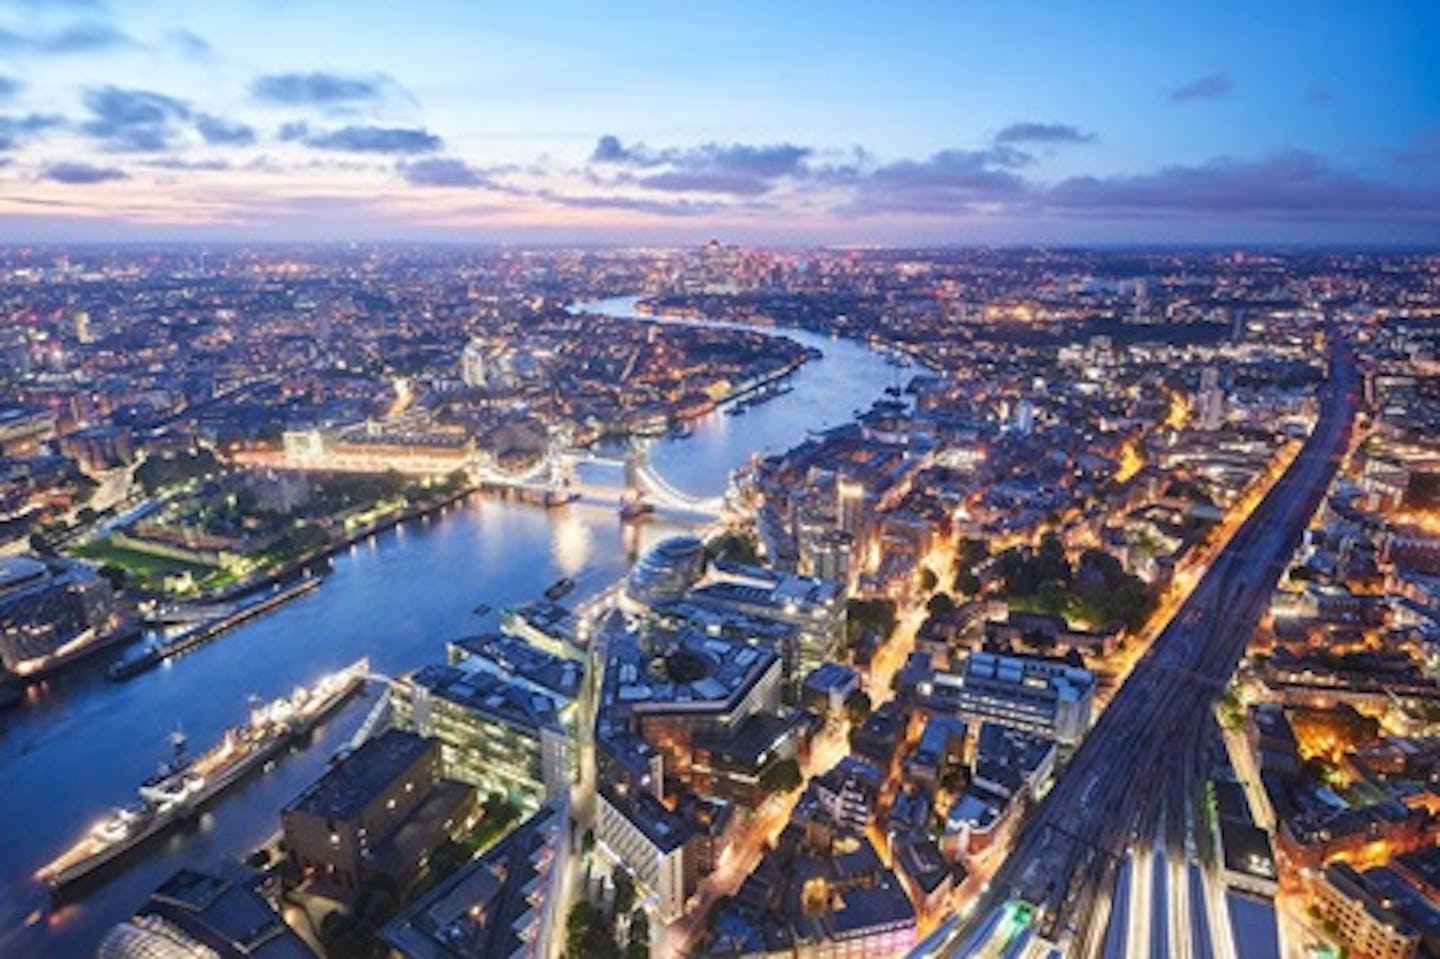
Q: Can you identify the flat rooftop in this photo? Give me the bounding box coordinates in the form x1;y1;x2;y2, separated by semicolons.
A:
285;728;433;820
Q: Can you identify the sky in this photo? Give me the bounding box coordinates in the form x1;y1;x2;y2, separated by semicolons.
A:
0;0;1437;244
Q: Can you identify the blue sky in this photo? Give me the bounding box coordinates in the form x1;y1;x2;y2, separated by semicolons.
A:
0;0;1436;243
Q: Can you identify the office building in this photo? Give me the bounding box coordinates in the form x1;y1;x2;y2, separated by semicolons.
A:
0;555;116;676
98;865;314;959
597;785;698;923
914;652;1095;744
390;661;575;810
281;730;475;900
1312;862;1420;959
381;801;566;959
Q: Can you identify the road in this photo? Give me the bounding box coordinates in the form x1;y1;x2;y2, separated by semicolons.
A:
946;330;1358;956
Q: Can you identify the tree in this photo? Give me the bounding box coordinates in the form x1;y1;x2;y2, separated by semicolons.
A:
760;758;803;795
846;598;897;641
566;901;619;959
844;689;872;726
927;591;957;618
954;570;982;598
1035;578;1069;615
707;531;760;565
627;909;650;959
918;566;939;593
1035;533;1071;585
613;868;636;916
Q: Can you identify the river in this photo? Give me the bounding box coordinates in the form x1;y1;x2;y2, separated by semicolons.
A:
0;295;896;957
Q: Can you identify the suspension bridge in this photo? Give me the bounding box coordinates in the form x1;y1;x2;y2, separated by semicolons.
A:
475;438;725;516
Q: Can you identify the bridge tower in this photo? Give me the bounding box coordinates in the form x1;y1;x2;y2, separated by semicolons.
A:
622;438;647;500
547;425;576;490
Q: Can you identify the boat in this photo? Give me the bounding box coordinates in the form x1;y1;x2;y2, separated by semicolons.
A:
725;404;748;416
37;658;369;893
619;500;655;521
108;576;322;682
472;603;491;616
544;577;576;601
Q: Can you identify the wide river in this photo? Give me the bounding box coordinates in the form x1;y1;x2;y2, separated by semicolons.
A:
0;296;896;957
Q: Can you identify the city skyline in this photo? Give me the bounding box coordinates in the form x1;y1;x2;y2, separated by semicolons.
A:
0;0;1437;244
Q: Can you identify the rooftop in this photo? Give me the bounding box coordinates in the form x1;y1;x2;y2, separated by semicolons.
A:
285;729;434;821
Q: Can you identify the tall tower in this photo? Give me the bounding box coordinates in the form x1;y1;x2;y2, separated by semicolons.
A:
460;338;488;388
1197;367;1225;431
74;311;95;345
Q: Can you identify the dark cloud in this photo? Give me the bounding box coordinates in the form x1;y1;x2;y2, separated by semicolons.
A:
398;157;493;187
837;148;1031;215
832;146;1435;222
0;22;133;55
589;136;813;196
0;113;60;151
80;86;191;151
296;124;442;154
994;121;1095;146
80;87;258;151
195;114;256;146
43;161;127;184
251;72;389;107
636;170;775;196
1168;72;1233;102
591;134;642;165
592;136;811;175
1044;152;1435;217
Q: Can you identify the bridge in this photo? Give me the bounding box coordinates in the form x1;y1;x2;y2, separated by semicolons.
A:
239;424;725;517
477;437;725;516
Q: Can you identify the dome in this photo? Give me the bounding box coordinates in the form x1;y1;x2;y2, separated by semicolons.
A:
626;536;707;606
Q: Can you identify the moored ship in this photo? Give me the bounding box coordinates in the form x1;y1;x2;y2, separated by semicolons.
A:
36;658;369;893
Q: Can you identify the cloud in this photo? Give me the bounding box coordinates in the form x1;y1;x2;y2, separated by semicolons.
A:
1395;128;1440;168
0;76;19;100
294;124;442;153
80;86;191;151
592;136;811;175
636;170;776;196
591;134;648;165
837;148;1031;215
589;136;814;195
0;22;133;55
7;0;108;10
398;157;495;187
195;114;256;146
251;72;390;107
1168;72;1233;102
1043;152;1435;218
43;161;127;184
0;113;61;151
167;29;212;60
994;121;1095;146
79;87;259;151
144;157;231;171
549;193;723;217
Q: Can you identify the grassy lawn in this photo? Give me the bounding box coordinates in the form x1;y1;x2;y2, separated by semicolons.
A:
70;538;219;588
